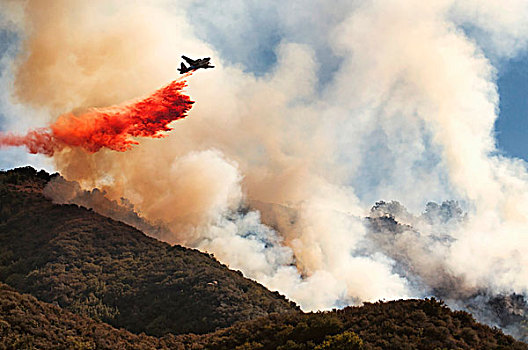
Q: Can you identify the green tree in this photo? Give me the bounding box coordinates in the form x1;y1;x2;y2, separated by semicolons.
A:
314;330;363;350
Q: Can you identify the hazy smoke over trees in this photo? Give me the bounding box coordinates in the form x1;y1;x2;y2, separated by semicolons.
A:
3;0;528;336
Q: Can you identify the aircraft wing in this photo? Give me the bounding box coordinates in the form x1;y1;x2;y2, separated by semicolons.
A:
182;55;198;65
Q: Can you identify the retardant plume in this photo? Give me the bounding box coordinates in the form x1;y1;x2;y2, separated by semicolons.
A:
0;129;55;156
0;79;194;155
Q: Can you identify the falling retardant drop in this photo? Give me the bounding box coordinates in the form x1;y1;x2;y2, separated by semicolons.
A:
0;77;194;155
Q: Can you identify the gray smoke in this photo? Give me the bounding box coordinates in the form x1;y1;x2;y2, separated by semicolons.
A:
44;174;528;339
43;176;170;240
4;0;528;340
366;200;528;341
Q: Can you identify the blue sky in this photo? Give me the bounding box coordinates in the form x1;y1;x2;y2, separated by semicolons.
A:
496;53;528;160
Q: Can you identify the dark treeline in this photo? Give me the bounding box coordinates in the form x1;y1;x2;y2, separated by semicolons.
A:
2;284;526;350
0;167;297;337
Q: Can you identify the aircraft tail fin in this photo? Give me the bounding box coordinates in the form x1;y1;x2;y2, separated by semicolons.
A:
178;63;187;73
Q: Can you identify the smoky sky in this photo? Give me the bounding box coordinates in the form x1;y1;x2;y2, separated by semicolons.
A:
3;1;528;330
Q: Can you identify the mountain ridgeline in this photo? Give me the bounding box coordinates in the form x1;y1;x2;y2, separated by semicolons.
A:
0;282;177;349
0;167;298;336
367;200;528;341
2;282;526;350
1;167;528;349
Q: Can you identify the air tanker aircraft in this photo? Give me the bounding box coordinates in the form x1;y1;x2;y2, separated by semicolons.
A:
178;55;214;74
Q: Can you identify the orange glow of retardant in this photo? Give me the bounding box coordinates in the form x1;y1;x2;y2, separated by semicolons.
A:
0;78;194;156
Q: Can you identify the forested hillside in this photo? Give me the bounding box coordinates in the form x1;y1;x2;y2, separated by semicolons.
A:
176;298;528;349
0;167;298;336
0;283;176;349
1;167;528;349
2;283;525;350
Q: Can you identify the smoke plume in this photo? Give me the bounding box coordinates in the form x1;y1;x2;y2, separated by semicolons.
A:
42;175;169;237
4;0;528;339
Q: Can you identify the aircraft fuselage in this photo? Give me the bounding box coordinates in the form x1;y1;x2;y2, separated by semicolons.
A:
178;56;214;74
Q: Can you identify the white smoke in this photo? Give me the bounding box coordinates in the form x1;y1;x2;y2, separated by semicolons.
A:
3;0;528;326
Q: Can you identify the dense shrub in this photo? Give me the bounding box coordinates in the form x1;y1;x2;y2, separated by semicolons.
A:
0;168;297;336
1;168;527;350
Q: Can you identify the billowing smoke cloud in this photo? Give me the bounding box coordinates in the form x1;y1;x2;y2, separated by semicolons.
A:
4;0;528;337
43;174;172;239
0;78;193;155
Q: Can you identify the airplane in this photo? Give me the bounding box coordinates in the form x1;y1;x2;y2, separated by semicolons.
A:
178;55;214;74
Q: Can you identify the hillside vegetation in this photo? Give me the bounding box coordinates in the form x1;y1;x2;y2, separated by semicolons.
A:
0;282;175;349
0;167;297;336
2;282;526;350
178;298;528;349
1;167;528;349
